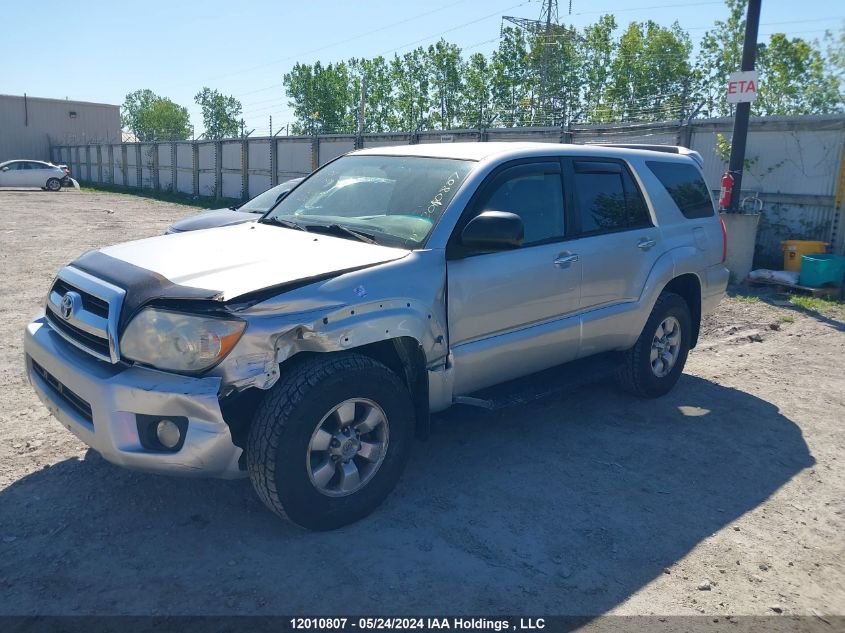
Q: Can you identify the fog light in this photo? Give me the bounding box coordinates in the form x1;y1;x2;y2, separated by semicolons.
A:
156;419;182;449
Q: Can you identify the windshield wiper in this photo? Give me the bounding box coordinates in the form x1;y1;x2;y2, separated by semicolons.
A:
260;217;308;231
305;223;377;244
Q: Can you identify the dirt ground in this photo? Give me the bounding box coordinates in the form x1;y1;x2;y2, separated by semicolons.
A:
0;189;843;618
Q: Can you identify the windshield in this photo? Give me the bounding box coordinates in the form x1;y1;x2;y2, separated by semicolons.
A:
239;183;291;214
263;155;473;248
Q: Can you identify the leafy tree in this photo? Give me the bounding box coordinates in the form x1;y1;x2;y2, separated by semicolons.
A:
121;89;190;141
283;61;353;134
755;34;842;115
389;48;430;132
121;89;158;139
491;27;531;126
695;0;745;117
606;21;693;122
579;14;617;123
460;53;495;128
426;40;464;129
349;56;394;133
194;87;242;139
527;22;583;125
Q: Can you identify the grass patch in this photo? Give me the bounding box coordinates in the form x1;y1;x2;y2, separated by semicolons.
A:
788;295;845;317
778;314;795;323
731;294;761;304
78;182;242;209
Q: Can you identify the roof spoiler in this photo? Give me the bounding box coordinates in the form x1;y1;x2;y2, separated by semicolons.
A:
594;144;704;168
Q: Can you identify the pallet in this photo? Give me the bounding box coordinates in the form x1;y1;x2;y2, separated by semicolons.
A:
747;277;840;297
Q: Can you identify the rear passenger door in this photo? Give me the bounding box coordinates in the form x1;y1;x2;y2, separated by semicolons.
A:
563;158;661;356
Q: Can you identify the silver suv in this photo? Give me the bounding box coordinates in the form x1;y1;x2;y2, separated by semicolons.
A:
24;143;728;530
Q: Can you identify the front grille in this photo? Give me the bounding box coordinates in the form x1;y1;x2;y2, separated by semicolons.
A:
52;279;109;318
30;358;93;424
45;311;111;358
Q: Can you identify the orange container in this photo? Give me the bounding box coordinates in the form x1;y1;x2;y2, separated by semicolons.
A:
781;240;827;272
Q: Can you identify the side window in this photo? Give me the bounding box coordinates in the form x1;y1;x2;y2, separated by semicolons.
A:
475;166;565;245
572;160;651;234
647;161;714;219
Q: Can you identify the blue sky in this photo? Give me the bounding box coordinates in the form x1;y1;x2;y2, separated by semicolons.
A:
2;0;840;135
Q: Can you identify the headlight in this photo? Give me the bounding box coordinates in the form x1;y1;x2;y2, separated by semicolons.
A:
120;308;245;372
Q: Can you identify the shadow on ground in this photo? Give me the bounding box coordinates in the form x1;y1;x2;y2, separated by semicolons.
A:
0;375;813;615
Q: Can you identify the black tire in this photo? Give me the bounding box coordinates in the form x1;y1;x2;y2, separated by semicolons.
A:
46;178;62;192
247;353;415;530
616;292;691;398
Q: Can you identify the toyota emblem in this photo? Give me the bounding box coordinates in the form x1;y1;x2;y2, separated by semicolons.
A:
59;292;75;319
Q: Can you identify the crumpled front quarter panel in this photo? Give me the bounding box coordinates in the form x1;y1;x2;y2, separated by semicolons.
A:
211;250;449;391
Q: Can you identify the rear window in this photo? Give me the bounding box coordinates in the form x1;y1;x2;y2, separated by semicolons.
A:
647;161;714;219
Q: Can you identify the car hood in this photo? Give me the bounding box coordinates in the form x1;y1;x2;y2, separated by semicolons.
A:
167;208;258;232
84;222;410;302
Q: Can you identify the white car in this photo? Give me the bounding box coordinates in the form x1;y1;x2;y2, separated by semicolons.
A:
0;160;68;191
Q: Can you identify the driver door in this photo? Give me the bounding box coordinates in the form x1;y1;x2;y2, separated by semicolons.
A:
446;160;581;395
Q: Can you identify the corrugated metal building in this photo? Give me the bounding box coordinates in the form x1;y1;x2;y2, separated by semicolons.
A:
0;94;120;162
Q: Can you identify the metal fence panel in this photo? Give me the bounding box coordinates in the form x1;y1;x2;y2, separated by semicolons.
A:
276;138;312;180
157;143;172;191
318;137;355;166
197;142;215;196
175;143;193;194
248;140;271;197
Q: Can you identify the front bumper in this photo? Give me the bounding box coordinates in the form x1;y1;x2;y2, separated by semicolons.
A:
24;318;244;479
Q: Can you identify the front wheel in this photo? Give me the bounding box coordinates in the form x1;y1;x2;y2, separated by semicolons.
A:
45;178;62;191
616;292;691;398
247;353;414;530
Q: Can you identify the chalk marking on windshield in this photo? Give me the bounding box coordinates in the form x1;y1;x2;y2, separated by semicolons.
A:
424;171;462;218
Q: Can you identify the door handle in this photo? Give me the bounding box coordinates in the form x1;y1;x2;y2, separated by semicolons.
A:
554;253;579;267
637;237;657;250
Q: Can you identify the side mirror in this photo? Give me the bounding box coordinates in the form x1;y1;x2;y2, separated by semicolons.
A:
460;210;524;252
0;166;9;172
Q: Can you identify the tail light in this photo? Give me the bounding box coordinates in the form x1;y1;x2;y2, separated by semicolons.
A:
719;215;728;263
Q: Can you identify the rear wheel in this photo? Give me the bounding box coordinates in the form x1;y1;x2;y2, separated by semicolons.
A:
247;353;414;530
616;292;691;398
45;178;61;192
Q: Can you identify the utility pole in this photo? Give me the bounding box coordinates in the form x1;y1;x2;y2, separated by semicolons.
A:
726;0;762;213
269;115;273;137
356;76;367;148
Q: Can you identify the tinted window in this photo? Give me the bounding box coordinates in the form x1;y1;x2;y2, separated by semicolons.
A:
647;161;714;219
573;161;651;233
477;168;565;244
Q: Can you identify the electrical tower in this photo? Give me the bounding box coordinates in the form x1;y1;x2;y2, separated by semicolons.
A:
502;0;577;125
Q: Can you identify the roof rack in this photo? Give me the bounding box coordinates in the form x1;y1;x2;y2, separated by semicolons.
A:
590;143;703;168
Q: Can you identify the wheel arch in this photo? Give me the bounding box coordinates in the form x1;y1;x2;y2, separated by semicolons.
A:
220;336;431;464
662;273;702;348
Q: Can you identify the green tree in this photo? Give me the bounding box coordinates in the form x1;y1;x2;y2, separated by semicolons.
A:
194;87;242;139
606;21;693;122
389;48;430;132
426;39;464;129
755;33;842;115
695;0;746;117
491;27;531;126
460;53;495;128
526;22;583;125
121;89;158;139
283;61;353;134
135;98;191;140
349;56;394;133
121;89;191;140
579;14;617;123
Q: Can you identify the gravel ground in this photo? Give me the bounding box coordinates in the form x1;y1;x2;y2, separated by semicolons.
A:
0;189;843;617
